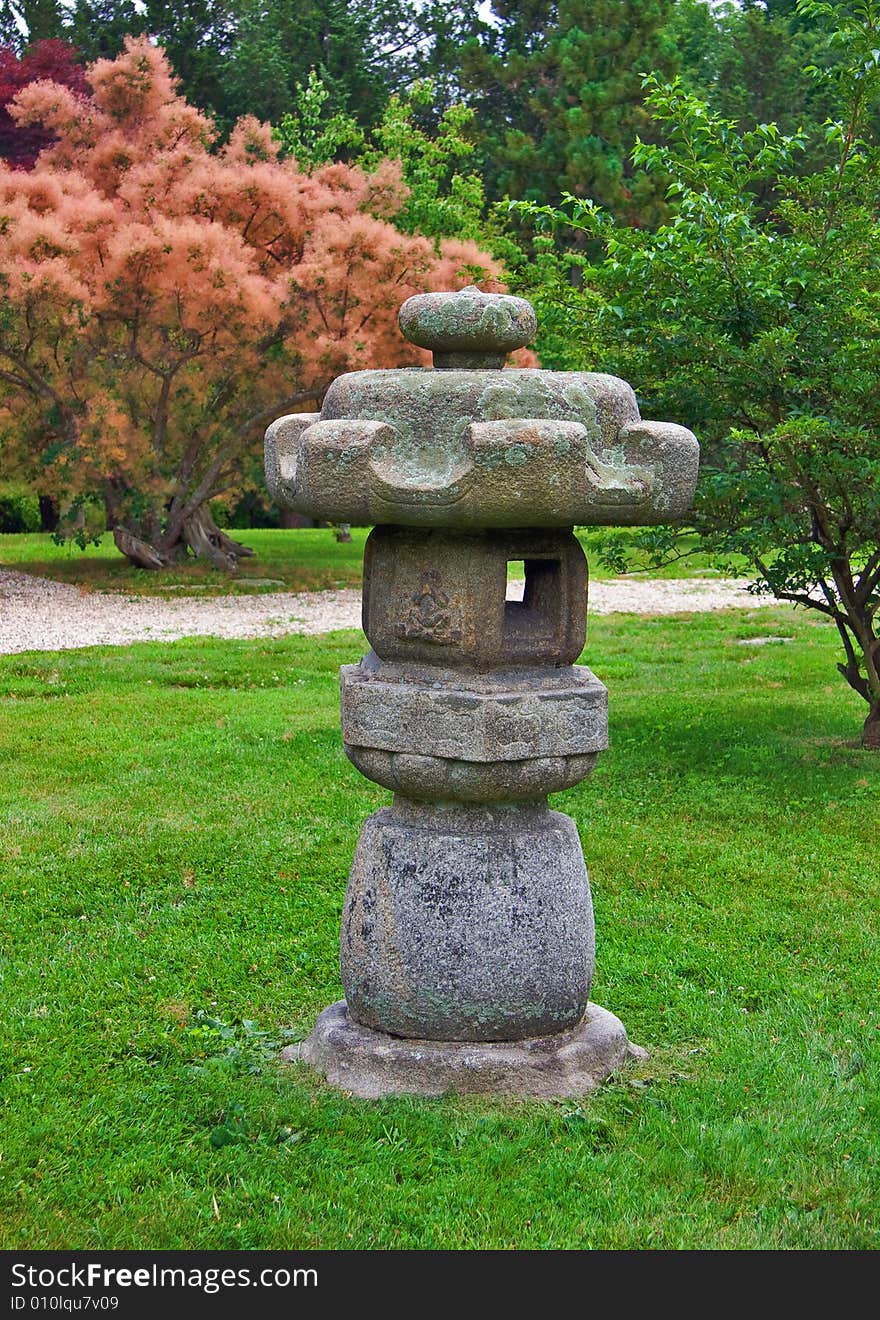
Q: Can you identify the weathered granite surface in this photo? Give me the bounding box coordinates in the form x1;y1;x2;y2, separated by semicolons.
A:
398;286;537;370
363;526;588;668
344;745;599;803
265;383;698;528
341;800;594;1041
341;654;608;761
284;1000;644;1099
267;285;699;1097
341;653;606;801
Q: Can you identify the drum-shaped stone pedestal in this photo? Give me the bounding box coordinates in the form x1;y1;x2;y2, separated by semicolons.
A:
289;793;646;1098
341;799;594;1042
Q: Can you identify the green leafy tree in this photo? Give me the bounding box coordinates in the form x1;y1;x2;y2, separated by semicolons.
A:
275;73;524;269
459;0;679;224
669;0;844;151
0;0;65;44
273;68;366;172
514;0;880;747
64;1;150;60
5;1;466;133
213;0;465;133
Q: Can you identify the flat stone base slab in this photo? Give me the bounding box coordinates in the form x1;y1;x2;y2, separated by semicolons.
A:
281;1000;646;1099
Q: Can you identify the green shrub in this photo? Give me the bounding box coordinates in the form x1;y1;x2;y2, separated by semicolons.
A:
0;483;40;534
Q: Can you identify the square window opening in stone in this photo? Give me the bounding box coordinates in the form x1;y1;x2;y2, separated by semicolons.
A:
503;557;562;646
505;560;525;601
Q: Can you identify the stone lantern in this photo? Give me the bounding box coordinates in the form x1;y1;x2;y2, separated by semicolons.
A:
266;287;698;1098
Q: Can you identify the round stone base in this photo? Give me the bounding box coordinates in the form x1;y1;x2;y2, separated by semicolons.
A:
281;1000;646;1099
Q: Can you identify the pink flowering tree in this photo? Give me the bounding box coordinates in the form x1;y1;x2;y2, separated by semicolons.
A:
0;38;499;567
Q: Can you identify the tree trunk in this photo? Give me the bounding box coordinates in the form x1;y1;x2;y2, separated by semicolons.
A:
39;496;58;532
113;505;255;572
181;505;254;571
113;526;167;569
863;703;880;751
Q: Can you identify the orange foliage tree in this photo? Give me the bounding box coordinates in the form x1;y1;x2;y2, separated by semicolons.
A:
0;38;499;568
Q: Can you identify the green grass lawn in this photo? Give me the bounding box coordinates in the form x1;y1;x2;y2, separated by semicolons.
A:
1;608;878;1249
0;529;369;595
0;528;747;595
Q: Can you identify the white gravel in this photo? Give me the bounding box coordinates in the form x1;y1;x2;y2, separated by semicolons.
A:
0;567;783;656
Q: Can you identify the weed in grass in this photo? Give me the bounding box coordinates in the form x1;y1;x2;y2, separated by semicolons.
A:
184;1012;299;1077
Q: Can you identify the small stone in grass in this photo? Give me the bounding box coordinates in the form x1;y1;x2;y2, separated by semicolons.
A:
735;636;795;646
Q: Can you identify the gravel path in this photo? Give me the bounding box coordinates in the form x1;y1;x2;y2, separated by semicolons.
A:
0;567;782;655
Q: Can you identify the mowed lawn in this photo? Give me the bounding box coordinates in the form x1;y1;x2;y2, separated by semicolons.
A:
0;528;370;595
0;607;878;1249
0;527;746;594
